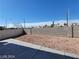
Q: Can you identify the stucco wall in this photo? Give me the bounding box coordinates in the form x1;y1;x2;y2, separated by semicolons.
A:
0;29;25;40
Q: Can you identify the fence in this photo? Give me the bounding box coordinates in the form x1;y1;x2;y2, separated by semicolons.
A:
24;25;79;38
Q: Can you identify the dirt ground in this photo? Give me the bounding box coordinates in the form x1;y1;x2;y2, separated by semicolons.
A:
16;34;79;55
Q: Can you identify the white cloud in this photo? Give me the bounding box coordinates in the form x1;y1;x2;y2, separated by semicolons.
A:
55;19;79;25
2;19;79;28
21;21;52;27
7;24;17;28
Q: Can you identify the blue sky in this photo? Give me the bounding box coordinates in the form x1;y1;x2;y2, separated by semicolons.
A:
0;0;79;25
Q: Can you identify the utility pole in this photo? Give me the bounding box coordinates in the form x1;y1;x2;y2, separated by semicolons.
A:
24;18;25;28
66;9;69;27
5;19;7;28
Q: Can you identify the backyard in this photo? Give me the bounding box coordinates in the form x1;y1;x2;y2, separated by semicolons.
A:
16;34;79;55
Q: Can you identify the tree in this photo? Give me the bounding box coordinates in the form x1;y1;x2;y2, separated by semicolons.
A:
50;24;54;27
44;25;48;28
50;21;54;27
64;23;67;26
0;26;5;30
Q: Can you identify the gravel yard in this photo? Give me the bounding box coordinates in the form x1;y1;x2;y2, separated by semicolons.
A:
16;34;79;55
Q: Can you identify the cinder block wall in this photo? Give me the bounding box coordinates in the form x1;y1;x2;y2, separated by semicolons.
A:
73;26;79;38
24;26;79;38
31;27;70;37
0;29;25;40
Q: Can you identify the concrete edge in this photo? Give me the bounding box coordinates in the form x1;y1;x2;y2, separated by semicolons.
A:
1;38;79;58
